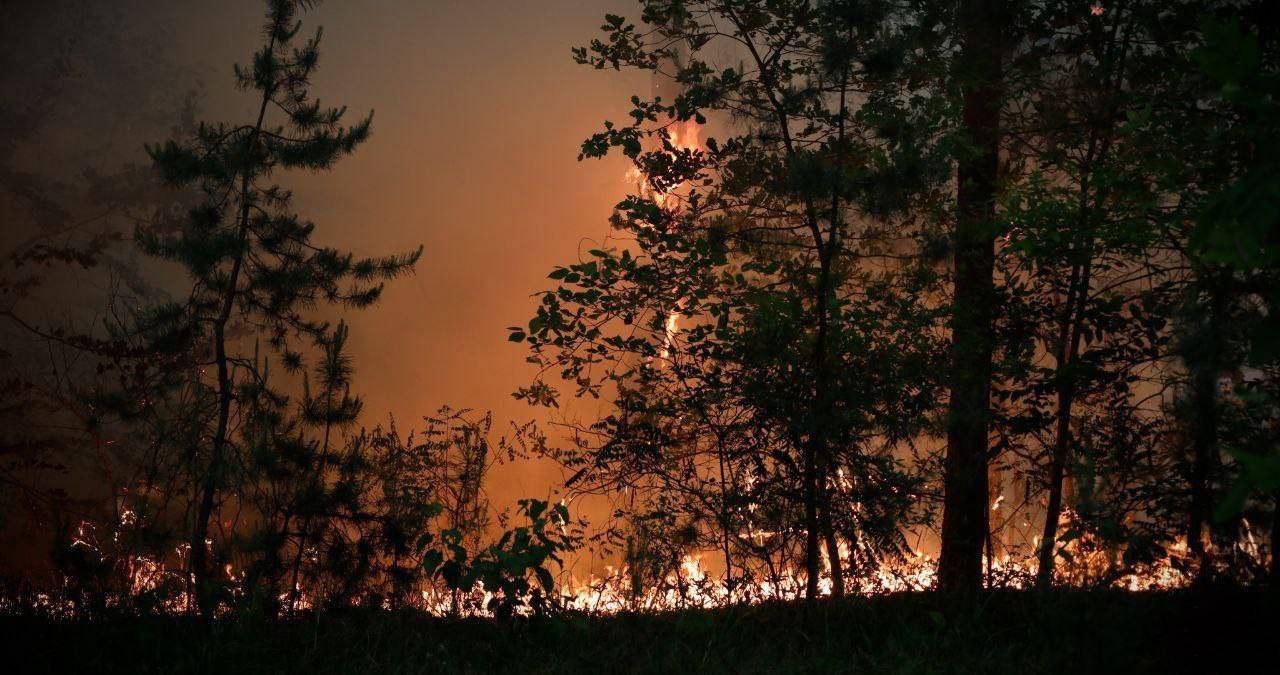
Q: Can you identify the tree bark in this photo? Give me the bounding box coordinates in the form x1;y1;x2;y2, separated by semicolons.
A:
939;0;1004;595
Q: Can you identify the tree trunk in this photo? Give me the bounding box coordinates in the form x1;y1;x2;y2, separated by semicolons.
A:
812;54;851;605
1035;360;1079;588
802;199;837;601
803;439;822;600
1186;368;1214;567
804;247;835;601
939;0;1003;595
1036;251;1093;588
1187;282;1224;580
189;316;232;615
715;435;736;596
725;6;836;601
188;36;278;615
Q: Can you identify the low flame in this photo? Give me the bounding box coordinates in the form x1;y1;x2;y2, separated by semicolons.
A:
9;502;1260;619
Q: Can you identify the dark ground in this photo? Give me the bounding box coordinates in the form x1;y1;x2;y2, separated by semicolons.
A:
3;589;1274;674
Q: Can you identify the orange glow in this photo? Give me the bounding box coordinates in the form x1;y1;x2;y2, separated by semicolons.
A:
7;493;1254;619
624;119;703;211
624;119;703;361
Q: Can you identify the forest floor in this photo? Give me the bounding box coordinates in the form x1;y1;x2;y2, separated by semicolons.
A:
4;589;1274;674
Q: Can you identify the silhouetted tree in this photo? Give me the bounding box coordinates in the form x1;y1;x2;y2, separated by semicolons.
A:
518;0;948;600
140;0;420;614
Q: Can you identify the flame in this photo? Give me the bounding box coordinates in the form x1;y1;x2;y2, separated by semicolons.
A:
623;119;703;362
8;497;1260;620
624;119;703;211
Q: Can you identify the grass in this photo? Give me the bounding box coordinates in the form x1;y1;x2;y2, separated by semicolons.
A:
5;589;1273;674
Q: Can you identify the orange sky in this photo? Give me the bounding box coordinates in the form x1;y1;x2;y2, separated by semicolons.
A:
1;1;657;518
175;0;648;503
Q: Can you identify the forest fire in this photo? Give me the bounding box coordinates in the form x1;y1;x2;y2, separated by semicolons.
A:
2;543;1221;620
4;500;1254;619
2;1;1278;671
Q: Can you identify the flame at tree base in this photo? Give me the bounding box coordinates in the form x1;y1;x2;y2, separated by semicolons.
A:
5;509;1268;619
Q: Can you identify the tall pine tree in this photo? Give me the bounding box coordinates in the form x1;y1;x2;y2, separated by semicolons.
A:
140;0;421;614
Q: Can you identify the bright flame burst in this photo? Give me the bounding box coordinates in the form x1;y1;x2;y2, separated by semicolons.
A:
624;119;702;211
623;119;702;361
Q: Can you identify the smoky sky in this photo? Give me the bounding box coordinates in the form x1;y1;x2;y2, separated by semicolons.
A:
1;0;653;509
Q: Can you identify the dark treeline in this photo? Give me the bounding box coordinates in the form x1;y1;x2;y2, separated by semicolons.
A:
1;0;1278;620
516;0;1280;599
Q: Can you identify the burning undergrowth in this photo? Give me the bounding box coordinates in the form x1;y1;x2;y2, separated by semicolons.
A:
2;502;1270;620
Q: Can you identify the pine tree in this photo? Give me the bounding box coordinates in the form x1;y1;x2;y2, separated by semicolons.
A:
140;0;421;615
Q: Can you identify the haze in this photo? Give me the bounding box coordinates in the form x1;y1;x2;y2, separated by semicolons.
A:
2;0;648;509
